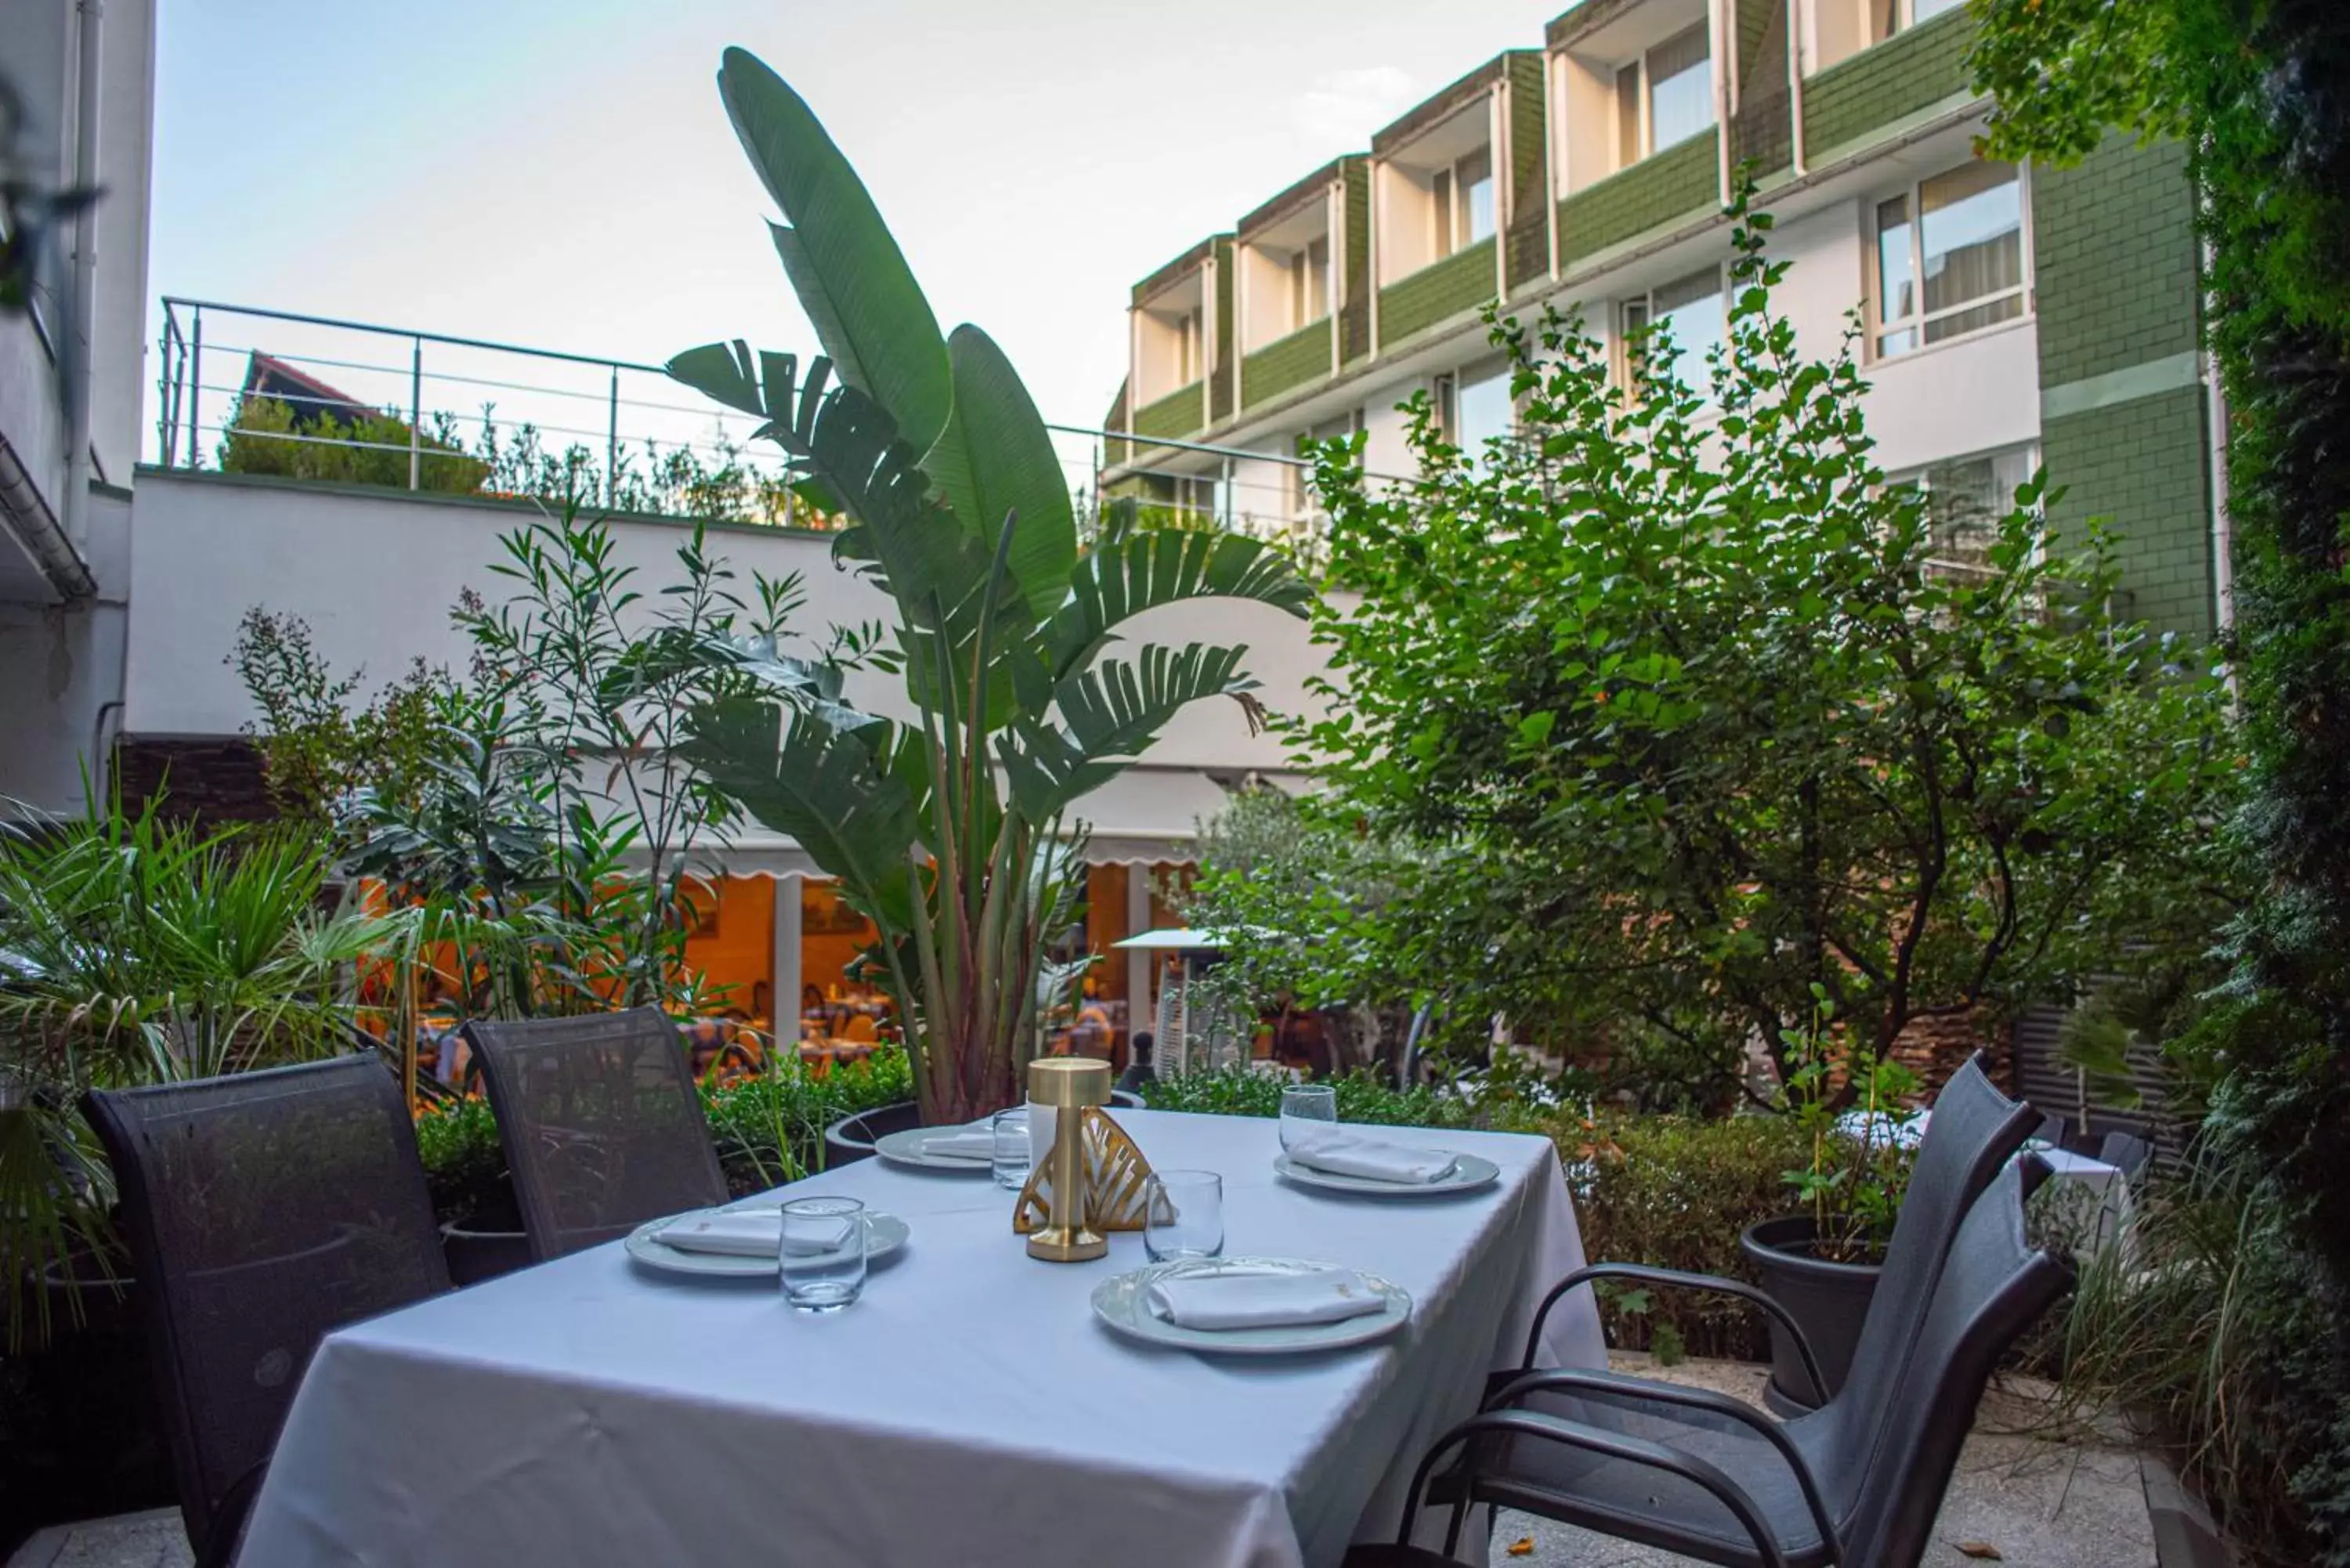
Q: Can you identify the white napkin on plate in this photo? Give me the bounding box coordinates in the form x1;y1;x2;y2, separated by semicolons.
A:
921;1124;998;1160
1288;1133;1458;1184
657;1210;854;1257
1144;1267;1386;1331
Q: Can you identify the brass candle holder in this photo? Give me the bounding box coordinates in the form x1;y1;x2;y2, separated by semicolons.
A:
1013;1057;1155;1262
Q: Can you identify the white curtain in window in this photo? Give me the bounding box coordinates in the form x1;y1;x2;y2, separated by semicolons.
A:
1920;161;2023;317
1653;267;1726;394
1647;26;1715;150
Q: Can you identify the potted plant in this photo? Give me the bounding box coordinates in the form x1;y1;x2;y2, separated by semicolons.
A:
669;50;1313;1127
1738;986;1921;1411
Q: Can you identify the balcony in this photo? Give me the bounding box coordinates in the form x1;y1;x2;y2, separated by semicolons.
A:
1376;237;1498;349
1556;128;1720;271
1801;5;1976;161
1241;321;1332;411
1133;381;1206;443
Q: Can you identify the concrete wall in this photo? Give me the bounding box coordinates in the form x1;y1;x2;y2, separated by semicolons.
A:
0;487;129;811
121;470;1331;772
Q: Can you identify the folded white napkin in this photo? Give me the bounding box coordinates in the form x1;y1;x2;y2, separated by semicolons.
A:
657;1210;854;1258
1144;1267;1386;1331
1288;1133;1458;1184
921;1125;998;1161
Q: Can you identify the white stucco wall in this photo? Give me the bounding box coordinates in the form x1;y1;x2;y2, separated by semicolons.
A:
122;471;1330;775
0;487;129;811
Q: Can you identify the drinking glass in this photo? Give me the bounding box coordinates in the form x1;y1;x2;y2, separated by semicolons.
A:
1278;1083;1340;1152
1144;1169;1224;1262
991;1107;1033;1190
779;1195;866;1313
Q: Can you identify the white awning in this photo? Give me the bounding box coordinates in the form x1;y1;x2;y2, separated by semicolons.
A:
631;768;1307;879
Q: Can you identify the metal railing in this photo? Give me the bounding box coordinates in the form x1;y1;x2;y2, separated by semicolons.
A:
150;297;1336;544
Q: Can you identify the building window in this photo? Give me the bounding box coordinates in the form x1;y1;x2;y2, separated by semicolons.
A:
1614;24;1714;170
1289;234;1332;329
1430;147;1496;257
1869;0;1967;44
1432;372;1459;443
1874;160;2028;358
1455;367;1514;465
1619;266;1727;397
1893;445;2039;572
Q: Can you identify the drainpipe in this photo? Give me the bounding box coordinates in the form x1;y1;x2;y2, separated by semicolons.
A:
63;0;106;548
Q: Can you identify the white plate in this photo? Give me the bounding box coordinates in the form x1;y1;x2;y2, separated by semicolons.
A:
1272;1151;1501;1198
624;1209;910;1277
1092;1256;1412;1357
873;1125;996;1173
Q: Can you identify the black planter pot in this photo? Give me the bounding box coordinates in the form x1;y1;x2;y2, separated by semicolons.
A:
5;1264;175;1554
440;1185;530;1287
1738;1214;1883;1414
822;1090;1148;1170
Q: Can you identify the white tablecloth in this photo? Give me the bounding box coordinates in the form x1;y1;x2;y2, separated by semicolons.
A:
240;1109;1605;1568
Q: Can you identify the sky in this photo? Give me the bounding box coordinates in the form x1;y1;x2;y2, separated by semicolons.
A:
146;0;1564;443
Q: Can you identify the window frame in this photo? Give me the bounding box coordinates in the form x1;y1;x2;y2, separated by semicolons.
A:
1615;263;1727;399
1870;0;1967;45
1613;23;1715;171
1289;233;1332;331
1888;442;2044;579
1869;159;2035;363
1431;147;1498;259
1172;305;1205;386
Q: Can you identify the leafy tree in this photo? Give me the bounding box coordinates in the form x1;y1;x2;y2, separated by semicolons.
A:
667;51;1311;1122
1969;5;2350;1557
229;607;445;835
218;396;488;493
1297;197;2239;1109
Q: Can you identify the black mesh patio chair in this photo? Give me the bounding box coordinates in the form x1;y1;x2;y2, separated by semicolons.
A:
2096;1129;2153;1179
82;1053;452;1568
462;1007;728;1260
1499;1053;2038;1416
1349;1157;2074;1568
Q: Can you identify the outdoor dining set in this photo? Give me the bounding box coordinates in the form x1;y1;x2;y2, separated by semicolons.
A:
83;1010;2073;1568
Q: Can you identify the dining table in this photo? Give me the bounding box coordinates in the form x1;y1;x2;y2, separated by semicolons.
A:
236;1108;1606;1568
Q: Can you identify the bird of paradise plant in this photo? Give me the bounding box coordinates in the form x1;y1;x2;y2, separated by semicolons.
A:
667;50;1313;1122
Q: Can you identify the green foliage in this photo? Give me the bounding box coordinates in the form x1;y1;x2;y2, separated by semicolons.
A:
0;793;397;1346
0;70;99;319
414;1048;917;1223
1137;1067;1478;1129
218;396;488;493
1776;986;1919;1260
668;51;1312;1124
1553;1109;1812;1360
1297;188;2241;1108
1970;5;2350;1557
229;608;445;835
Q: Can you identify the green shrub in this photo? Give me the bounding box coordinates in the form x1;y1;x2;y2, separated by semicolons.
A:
1553;1111;1810;1360
219;395;488;493
410;1047;918;1223
1139;1068;1477;1129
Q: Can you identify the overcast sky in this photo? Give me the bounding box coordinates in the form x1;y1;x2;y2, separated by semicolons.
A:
147;0;1561;439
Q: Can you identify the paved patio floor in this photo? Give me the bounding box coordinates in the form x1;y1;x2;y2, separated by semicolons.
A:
9;1355;2167;1568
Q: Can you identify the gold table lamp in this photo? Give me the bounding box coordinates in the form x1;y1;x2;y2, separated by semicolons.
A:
1018;1057;1116;1262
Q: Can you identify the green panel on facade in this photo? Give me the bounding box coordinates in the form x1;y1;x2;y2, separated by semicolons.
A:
1377;239;1499;348
2041;386;2213;639
1730;0;1794;178
1342;161;1373;364
1243;322;1332;409
1506;52;1550;291
1799;8;1974;159
1556;130;1719;269
2033;135;2200;388
1133;382;1204;442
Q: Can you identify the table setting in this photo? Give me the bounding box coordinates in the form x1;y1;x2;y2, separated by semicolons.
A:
237;1057;1607;1568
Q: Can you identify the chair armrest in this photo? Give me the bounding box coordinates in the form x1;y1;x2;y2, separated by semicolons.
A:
1484;1367;1839;1559
1522;1262;1830;1407
1392;1408;1794;1568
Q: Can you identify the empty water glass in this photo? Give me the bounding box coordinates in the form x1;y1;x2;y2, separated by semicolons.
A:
779;1195;866;1313
1278;1083;1339;1152
1144;1169;1224;1262
991;1107;1033;1190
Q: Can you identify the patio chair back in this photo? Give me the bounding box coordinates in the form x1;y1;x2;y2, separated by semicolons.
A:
1835;1157;2076;1566
464;1007;728;1260
1801;1054;2042;1491
83;1053;451;1559
2096;1129;2153;1179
